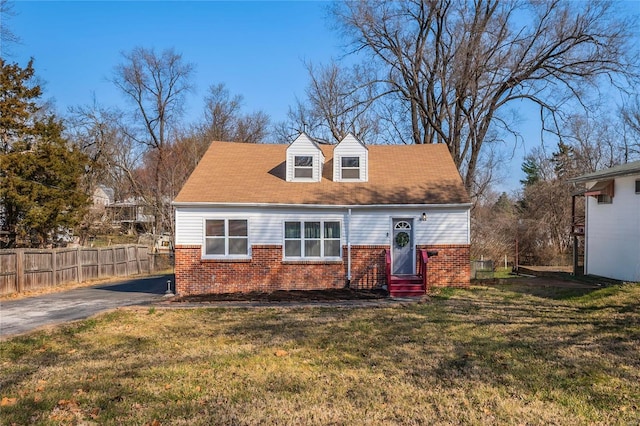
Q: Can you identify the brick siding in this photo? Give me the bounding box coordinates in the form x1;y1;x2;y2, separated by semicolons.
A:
418;244;471;288
175;244;470;295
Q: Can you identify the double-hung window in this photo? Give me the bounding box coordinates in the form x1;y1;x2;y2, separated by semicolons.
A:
294;156;314;178
204;219;249;257
284;220;341;259
341;156;360;180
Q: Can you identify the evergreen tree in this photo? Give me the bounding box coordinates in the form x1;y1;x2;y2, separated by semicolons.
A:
520;157;541;187
0;59;90;248
551;141;577;179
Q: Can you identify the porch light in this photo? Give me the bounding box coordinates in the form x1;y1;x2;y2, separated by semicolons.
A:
421;212;427;221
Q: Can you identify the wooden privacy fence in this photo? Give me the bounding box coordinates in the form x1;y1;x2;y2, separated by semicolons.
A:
0;245;154;296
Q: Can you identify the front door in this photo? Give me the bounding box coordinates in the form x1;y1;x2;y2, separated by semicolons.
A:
392;219;414;275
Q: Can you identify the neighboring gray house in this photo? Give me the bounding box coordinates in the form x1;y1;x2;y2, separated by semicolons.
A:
572;161;640;282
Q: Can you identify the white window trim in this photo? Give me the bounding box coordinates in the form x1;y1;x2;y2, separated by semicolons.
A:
282;220;342;260
202;218;251;259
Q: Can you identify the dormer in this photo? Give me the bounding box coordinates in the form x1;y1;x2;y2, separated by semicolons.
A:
333;134;368;182
286;133;325;182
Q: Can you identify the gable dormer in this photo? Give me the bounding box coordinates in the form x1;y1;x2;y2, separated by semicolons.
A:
333;134;368;182
286;133;325;182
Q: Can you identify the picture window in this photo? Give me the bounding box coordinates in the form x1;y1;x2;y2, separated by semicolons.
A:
284;220;341;258
204;219;249;257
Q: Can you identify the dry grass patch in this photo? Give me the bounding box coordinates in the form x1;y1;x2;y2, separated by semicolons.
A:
1;283;639;425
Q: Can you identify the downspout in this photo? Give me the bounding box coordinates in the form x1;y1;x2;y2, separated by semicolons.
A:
346;208;352;287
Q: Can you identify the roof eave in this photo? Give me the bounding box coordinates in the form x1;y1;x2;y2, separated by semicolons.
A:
172;201;472;209
570;164;640;183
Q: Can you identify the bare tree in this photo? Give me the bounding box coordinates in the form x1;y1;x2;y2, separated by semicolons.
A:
66;101;141;201
471;190;517;264
278;61;382;144
561;113;622;174
197;83;269;144
112;47;194;234
331;0;638;194
1;0;20;58
620;96;640;161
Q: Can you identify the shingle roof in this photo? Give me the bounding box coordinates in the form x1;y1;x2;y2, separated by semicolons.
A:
571;160;640;183
173;141;470;206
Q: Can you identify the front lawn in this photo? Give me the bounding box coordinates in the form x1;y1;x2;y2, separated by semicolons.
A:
1;283;638;425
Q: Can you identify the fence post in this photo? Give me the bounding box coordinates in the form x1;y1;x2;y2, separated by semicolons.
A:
136;245;142;274
124;245;130;276
111;247;116;276
97;248;102;279
16;250;24;293
77;247;83;283
51;249;57;287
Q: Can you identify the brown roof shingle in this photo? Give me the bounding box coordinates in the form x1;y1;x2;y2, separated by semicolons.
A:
173;141;469;205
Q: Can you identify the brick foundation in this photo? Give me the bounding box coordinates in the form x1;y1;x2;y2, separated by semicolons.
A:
418;244;471;288
175;244;470;295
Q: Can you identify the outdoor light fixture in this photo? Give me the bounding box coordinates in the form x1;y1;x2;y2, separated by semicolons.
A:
421;212;427;221
165;279;174;296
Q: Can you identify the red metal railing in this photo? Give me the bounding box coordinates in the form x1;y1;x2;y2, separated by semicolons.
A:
418;249;429;292
385;249;391;287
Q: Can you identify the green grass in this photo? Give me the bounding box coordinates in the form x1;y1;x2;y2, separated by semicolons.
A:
493;267;520;279
1;284;639;425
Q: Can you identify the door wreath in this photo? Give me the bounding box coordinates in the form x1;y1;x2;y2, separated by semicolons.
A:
395;231;410;248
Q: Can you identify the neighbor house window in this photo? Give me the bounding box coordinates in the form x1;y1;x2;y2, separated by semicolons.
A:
596;194;612;204
341;156;360;180
205;219;249;257
284;220;341;259
294;156;313;178
636;180;640;194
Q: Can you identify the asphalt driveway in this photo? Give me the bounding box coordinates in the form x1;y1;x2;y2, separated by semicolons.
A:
0;274;173;338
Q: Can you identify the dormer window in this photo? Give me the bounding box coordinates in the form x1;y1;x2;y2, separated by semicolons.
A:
341;157;360;180
294;156;314;178
286;133;324;182
333;134;368;182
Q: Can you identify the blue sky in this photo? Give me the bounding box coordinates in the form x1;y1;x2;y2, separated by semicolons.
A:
8;1;343;126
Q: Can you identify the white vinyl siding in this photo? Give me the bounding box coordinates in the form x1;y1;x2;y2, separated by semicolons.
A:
175;206;470;248
585;175;640;282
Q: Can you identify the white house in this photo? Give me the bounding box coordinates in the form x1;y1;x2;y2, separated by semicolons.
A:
572;161;640;282
172;134;471;297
